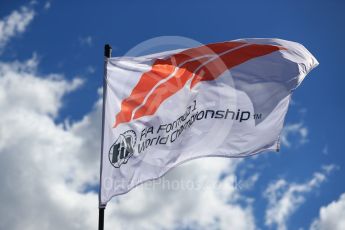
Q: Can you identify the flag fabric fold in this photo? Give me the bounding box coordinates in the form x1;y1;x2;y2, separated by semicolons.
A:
99;38;318;206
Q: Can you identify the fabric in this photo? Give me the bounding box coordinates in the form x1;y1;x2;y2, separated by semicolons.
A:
99;38;318;206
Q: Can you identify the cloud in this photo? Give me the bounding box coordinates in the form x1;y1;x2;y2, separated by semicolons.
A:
280;122;308;147
105;159;256;230
44;1;52;10
310;193;345;230
0;56;83;118
86;66;96;74
79;36;93;47
0;6;35;52
0;57;92;230
0;56;256;230
263;165;336;230
322;145;328;155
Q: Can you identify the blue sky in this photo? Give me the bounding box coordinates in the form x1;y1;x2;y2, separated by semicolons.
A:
0;1;344;230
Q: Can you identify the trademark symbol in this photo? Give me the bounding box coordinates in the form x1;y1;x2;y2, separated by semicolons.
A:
253;113;262;120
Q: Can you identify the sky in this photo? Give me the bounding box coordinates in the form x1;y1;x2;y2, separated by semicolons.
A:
0;0;344;230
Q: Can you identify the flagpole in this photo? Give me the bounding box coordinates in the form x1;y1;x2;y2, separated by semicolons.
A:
99;44;112;230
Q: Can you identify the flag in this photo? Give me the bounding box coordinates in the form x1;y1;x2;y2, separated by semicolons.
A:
99;38;318;206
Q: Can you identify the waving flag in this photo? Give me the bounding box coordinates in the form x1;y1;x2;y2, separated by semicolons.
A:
99;38;318;206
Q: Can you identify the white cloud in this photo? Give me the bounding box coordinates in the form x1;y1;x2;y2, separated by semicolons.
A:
0;6;35;52
0;56;83;118
280;122;308;147
322;145;328;155
0;56;256;230
310;193;345;230
86;65;96;74
263;165;336;230
79;36;93;46
105;159;256;230
44;1;52;10
0;58;92;230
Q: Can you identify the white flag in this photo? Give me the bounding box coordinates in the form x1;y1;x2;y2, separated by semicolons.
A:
99;38;318;206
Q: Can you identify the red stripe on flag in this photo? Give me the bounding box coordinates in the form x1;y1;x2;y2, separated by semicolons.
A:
114;42;285;127
190;44;285;88
133;57;210;120
114;42;245;127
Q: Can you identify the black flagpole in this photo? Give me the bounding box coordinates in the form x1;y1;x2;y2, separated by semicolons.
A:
99;44;112;230
98;207;105;230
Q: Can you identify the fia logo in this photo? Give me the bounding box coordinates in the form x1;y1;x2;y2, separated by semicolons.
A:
109;130;136;168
